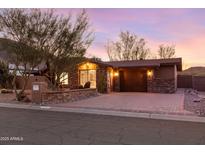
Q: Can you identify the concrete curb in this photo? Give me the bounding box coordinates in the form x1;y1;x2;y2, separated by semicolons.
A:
0;102;204;123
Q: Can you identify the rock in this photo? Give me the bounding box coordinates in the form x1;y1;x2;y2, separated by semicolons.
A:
198;94;205;99
1;89;13;94
193;98;201;103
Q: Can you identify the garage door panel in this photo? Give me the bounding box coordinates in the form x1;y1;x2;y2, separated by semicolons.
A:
120;69;147;92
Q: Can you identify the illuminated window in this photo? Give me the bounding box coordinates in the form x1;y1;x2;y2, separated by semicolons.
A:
80;70;96;88
60;72;68;85
79;62;97;70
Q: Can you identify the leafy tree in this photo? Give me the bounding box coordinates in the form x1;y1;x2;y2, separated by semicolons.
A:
0;60;13;89
0;38;42;100
0;9;54;100
158;44;175;59
0;9;94;100
45;10;93;89
106;31;150;61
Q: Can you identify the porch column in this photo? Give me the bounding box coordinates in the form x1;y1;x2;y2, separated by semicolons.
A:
68;66;79;89
113;69;120;92
96;65;108;93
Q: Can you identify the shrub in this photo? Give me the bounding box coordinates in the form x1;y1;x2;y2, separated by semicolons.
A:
84;81;91;88
78;85;84;89
98;75;106;93
0;61;13;89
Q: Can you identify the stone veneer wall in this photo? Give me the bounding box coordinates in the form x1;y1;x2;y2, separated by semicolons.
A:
68;66;79;89
96;64;108;93
41;88;98;104
147;66;176;93
147;78;176;93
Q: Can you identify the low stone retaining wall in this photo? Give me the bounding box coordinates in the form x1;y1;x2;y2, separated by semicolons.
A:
41;88;98;104
147;78;176;93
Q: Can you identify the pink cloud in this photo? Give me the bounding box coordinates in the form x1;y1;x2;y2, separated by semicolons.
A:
176;35;205;67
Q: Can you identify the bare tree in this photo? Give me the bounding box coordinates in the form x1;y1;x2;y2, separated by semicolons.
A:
158;44;175;59
106;31;150;61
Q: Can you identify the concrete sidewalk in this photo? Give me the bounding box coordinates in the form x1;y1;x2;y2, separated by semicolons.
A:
0;101;204;124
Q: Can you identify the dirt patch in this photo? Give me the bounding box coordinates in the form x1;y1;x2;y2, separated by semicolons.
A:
0;93;16;103
0;90;32;104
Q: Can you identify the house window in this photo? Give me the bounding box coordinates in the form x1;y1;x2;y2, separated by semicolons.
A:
80;70;96;88
60;72;68;85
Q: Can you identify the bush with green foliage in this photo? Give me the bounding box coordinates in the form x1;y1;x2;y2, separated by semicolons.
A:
78;85;84;89
0;61;13;89
0;8;94;101
97;74;106;93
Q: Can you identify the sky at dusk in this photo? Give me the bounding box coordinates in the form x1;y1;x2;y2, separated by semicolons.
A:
54;8;205;69
1;8;205;69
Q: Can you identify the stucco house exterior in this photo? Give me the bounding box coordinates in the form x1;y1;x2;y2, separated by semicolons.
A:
68;58;182;93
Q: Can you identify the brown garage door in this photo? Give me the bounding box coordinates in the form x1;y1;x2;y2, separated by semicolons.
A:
119;69;147;92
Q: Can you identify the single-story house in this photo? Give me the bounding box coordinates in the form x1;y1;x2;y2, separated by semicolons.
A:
0;47;182;93
68;58;182;93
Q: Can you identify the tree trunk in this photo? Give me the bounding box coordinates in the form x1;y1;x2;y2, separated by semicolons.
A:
11;70;21;101
12;69;31;101
18;74;30;98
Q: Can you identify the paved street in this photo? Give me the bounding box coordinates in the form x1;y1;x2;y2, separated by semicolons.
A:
0;107;205;145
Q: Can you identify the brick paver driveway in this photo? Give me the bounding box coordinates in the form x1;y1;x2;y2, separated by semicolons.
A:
52;91;192;115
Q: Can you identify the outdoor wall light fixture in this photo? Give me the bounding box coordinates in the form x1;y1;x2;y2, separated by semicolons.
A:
114;72;119;77
147;70;153;78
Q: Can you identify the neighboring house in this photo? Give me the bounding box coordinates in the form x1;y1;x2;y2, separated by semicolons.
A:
0;51;49;89
68;58;182;93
